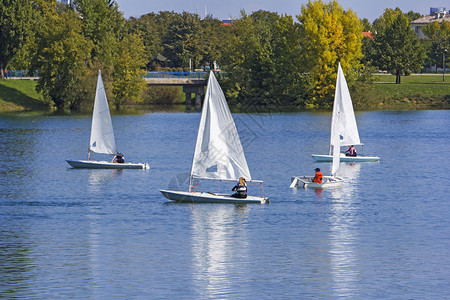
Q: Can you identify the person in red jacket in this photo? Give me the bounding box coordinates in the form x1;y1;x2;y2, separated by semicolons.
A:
313;168;323;183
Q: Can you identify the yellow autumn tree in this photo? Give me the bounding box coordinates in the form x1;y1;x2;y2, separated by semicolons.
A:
298;0;363;107
112;33;146;109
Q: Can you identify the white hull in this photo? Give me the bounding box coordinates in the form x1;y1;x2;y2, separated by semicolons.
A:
290;176;343;188
160;189;269;204
312;154;380;162
66;160;149;169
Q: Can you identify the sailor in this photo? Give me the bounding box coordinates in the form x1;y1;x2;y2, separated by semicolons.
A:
232;177;247;198
112;153;125;163
344;145;357;157
313;168;323;183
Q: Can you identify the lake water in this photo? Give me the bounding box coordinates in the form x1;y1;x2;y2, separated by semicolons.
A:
1;110;449;299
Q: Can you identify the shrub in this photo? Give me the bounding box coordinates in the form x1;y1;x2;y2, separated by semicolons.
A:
142;85;182;105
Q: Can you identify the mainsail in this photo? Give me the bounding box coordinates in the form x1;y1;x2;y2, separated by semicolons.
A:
329;63;361;158
190;72;251;183
330;63;354;176
89;70;117;156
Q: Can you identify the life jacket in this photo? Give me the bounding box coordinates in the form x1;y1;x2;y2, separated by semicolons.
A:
234;183;247;196
313;172;323;183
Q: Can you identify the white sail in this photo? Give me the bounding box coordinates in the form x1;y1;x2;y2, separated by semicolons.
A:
330;63;353;176
190;71;251;183
331;135;341;176
329;63;361;156
89;70;117;155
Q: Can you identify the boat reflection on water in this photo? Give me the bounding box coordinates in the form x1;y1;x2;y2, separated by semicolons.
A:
314;188;324;197
88;169;124;192
190;204;249;298
328;162;361;297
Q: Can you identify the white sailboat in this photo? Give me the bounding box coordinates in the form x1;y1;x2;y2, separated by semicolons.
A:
160;72;269;204
66;70;149;169
290;140;344;188
312;63;380;162
291;64;348;188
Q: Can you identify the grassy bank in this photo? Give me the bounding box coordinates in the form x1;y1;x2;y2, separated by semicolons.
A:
0;79;48;111
373;74;450;109
1;74;449;113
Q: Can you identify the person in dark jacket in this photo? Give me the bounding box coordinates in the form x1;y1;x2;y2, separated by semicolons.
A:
232;177;247;198
344;145;357;156
112;153;125;163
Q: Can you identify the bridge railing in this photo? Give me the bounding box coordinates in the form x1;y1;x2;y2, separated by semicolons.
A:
4;70;214;80
4;70;39;78
144;71;208;80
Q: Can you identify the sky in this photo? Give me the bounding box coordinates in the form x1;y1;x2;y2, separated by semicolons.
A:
114;0;449;22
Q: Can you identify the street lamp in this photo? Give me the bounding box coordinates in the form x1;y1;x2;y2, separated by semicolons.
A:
444;49;448;82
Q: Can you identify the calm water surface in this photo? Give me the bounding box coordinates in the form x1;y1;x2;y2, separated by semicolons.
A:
1;110;449;299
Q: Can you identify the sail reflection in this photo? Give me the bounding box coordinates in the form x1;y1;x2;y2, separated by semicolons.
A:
88;169;123;192
329;162;361;297
190;205;249;298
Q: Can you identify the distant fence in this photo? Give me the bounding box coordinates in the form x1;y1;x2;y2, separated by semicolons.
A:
4;70;224;80
144;71;208;80
4;70;39;78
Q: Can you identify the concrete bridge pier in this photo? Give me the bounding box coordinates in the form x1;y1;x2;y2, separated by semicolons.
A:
183;86;204;112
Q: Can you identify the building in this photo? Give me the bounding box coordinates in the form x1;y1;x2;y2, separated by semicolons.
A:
221;20;232;27
410;7;450;38
362;32;374;39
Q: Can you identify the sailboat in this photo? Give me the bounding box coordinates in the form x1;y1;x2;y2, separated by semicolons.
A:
290;64;349;188
160;72;269;204
66;70;149;169
290;138;344;188
312;63;380;162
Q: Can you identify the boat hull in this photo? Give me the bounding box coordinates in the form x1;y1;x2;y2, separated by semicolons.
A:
66;160;149;169
160;189;269;204
290;176;343;188
312;154;380;162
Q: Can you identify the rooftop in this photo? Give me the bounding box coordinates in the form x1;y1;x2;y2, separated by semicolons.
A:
411;13;450;25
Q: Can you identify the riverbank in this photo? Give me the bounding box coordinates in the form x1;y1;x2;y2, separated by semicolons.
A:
0;79;48;111
372;74;450;109
1;75;449;113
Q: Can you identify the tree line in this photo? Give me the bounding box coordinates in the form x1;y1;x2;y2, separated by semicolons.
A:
1;0;449;110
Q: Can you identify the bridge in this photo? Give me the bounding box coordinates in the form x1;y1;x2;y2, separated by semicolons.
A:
145;71;208;111
4;70;210;111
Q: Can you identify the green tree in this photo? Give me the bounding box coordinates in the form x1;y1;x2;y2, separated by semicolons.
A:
198;16;232;70
422;20;450;71
128;11;180;69
74;0;125;65
298;0;363;107
31;4;93;111
128;13;161;68
372;7;403;33
372;14;426;83
405;11;423;22
162;12;202;69
361;34;375;65
75;0;146;109
221;10;309;107
0;0;33;78
221;10;276;105
270;14;309;106
361;18;373;32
